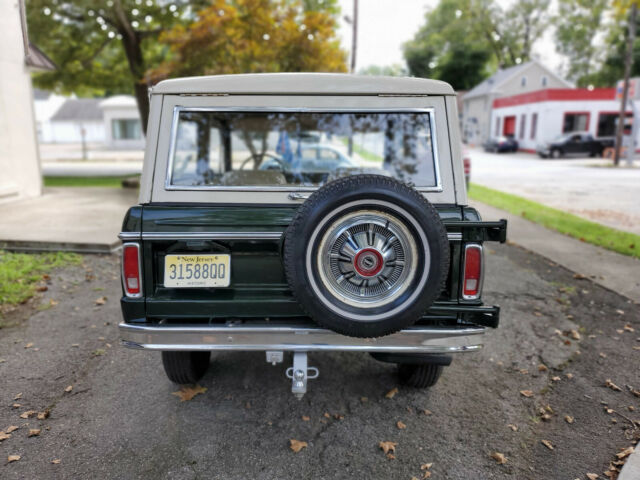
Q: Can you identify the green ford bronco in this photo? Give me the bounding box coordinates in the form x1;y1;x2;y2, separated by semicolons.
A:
119;73;506;398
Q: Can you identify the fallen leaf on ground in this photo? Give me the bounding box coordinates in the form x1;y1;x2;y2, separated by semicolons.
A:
616;446;634;459
0;432;10;441
569;329;581;340
551;376;561;381
616;309;625;315
586;474;599;480
301;416;310;422
11;404;20;409
491;452;507;464
385;387;399;399
541;439;554;450
624;324;634;332
171;384;207;402
323;412;331;418
379;441;397;455
28;429;41;437
565;415;574;424
13;393;22;400
37;410;50;420
333;413;344;420
51;459;61;464
64;385;73;393
573;273;587;279
19;410;36;419
7;455;20;463
421;463;433;470
360;396;368;403
538;364;548;372
519;369;529;374
422;472;431;478
566;373;574;379
49;299;58;306
5;426;19;433
520;390;534;398
386;453;395;460
422;409;433;416
507;424;518;431
24;343;33;349
289;439;308;453
396;421;406;429
95;296;107;305
605;379;622;392
36;285;48;292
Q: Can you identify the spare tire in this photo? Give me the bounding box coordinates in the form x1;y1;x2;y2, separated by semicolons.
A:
284;175;449;338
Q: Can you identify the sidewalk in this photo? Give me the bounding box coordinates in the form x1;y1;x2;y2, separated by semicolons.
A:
0;187;138;253
473;200;640;304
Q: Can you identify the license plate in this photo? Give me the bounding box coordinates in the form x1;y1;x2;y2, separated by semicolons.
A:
164;254;231;288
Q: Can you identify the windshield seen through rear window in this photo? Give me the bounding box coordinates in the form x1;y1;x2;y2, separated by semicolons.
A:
168;110;438;189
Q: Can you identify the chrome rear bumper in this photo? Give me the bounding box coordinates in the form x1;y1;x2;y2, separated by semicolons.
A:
119;322;486;353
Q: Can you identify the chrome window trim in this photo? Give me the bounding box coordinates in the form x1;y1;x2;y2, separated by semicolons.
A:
164;106;443;193
461;243;484;300
121;242;143;298
121;231;462;241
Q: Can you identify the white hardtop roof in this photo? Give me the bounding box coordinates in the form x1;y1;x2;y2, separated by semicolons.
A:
152;73;455;96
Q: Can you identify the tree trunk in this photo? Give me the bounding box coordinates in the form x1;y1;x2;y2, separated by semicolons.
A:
614;3;637;166
113;0;150;134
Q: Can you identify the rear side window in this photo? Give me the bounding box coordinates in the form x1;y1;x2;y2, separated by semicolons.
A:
167;109;439;189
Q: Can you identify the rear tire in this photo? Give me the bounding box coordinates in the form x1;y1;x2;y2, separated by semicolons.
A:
550;148;562;159
397;363;443;388
161;351;211;384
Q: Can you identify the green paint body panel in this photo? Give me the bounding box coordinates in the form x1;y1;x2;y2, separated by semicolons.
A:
119;204;505;329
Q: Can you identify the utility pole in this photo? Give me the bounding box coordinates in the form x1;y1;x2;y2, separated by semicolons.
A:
614;2;637;166
350;0;358;73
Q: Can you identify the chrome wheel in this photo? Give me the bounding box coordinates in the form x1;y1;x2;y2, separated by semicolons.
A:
315;210;419;310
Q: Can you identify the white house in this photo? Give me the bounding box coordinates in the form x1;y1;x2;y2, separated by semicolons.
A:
99;95;144;149
0;0;54;203
462;59;572;145
49;98;105;143
489;87;636;152
33;88;66;143
43;94;144;149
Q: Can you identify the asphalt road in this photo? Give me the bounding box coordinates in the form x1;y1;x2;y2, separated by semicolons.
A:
1;244;639;479
470;148;640;235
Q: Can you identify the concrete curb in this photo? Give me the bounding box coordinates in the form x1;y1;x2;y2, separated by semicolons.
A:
619;447;640;480
472;200;640;304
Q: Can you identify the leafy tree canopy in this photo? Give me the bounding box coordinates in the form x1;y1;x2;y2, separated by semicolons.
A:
147;0;347;82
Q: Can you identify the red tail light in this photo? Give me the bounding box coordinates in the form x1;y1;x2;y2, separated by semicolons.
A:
122;243;142;297
462;244;483;299
463;157;471;175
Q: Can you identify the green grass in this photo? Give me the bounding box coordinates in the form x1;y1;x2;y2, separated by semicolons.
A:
0;251;82;309
468;183;640;259
43;176;133;188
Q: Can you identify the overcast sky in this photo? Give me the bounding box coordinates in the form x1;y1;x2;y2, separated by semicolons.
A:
336;0;565;75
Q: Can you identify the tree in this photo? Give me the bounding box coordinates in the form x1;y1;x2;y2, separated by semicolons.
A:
26;0;207;133
554;0;609;83
403;0;493;90
358;64;408;77
147;0;347;82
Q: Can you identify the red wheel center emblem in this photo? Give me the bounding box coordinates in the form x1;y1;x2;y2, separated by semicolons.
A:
353;248;384;277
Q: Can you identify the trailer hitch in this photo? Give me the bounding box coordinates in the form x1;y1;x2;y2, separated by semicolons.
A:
284;352;319;399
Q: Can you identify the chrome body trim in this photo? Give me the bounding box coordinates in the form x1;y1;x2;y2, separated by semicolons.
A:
122;231;464;242
119;322;485;353
164;106;443;193
121;243;143;299
461;243;484;300
119;232;142;240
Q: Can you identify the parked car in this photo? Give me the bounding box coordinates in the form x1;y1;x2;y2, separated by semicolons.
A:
536;132;614;159
483;135;519;153
463;147;471;189
118;74;507;398
258;144;356;172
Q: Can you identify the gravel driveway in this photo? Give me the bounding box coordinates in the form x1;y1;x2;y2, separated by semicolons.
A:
1;244;638;479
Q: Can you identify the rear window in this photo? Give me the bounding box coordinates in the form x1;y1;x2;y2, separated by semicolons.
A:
167;109;439;190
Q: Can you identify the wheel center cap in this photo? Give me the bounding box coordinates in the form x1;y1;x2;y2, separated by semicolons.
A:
353;248;384;277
